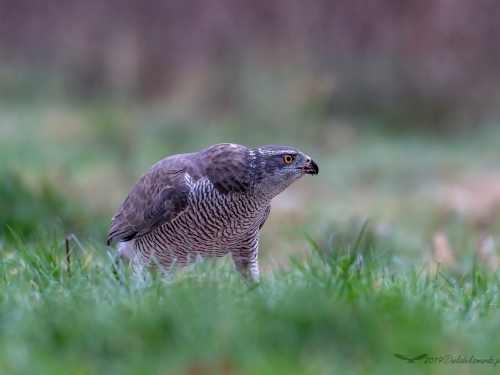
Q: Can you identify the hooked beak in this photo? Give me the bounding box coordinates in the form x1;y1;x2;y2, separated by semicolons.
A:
299;157;319;175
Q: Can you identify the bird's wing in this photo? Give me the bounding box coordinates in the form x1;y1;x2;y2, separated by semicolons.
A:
393;354;409;360
107;143;252;245
202;143;251;194
107;154;202;245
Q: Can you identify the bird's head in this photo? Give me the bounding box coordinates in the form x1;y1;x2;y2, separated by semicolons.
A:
250;145;319;197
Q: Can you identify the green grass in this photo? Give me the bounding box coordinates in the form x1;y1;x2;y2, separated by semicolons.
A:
1;228;500;375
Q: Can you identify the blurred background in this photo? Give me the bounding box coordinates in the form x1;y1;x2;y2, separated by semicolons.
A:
1;0;500;267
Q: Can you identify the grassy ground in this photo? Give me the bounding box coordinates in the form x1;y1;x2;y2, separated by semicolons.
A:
1;228;500;375
2;102;500;374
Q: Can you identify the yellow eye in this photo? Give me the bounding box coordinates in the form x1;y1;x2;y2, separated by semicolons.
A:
283;155;294;164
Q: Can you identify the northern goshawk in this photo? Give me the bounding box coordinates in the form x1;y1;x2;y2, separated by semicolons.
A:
107;143;318;281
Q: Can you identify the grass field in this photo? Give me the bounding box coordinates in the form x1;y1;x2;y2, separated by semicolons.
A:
1;227;500;375
2;102;500;374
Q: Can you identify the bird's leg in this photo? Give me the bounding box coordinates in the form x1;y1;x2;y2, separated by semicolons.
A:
132;252;145;276
230;251;259;283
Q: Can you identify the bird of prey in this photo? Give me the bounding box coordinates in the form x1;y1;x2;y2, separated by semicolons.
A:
107;143;318;281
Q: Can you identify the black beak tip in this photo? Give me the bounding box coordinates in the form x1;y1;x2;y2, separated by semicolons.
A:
306;159;319;175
